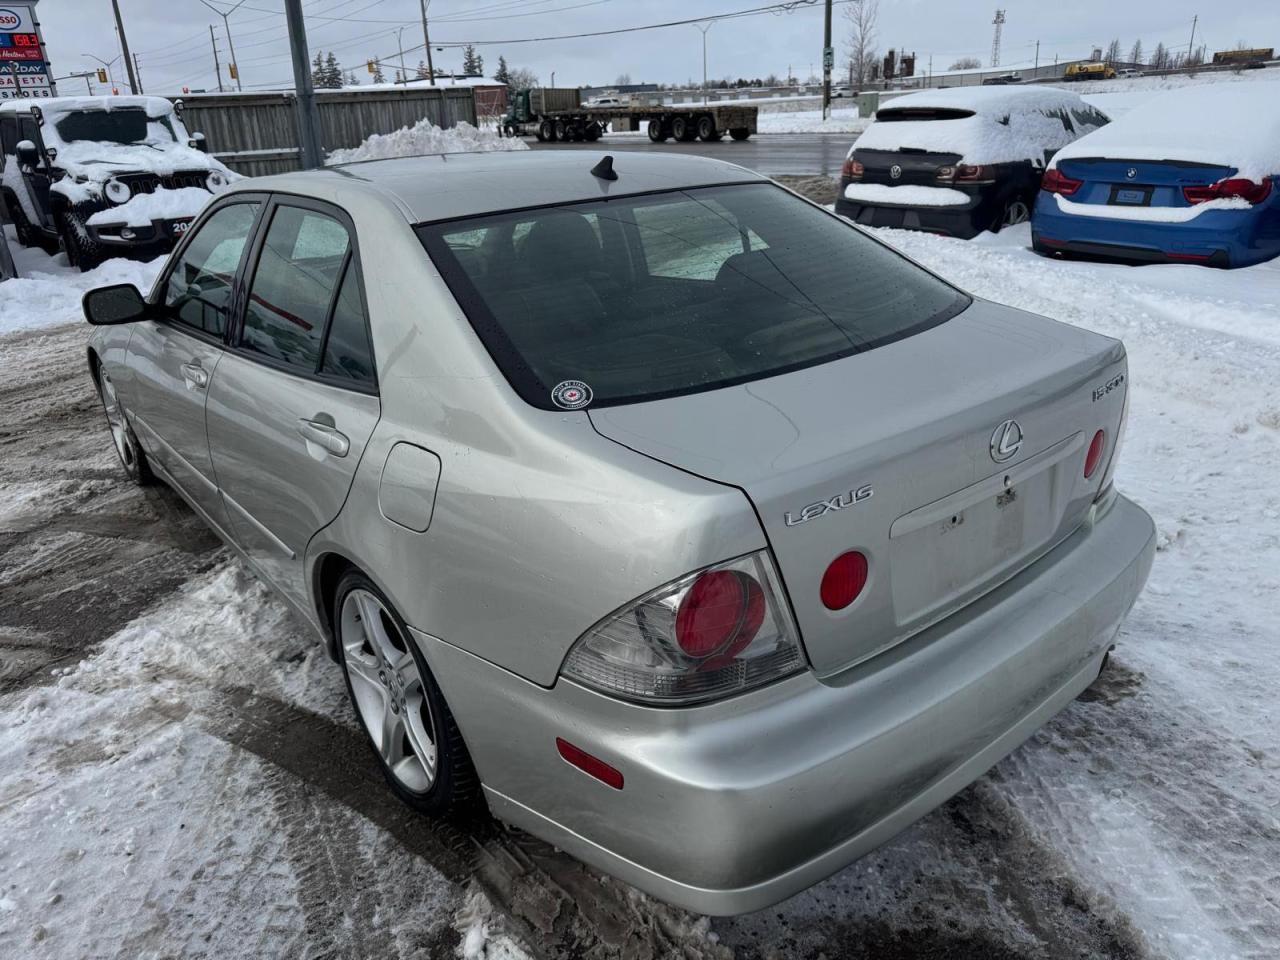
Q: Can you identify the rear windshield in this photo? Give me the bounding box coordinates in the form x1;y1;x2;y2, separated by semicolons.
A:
875;107;975;122
52;108;176;145
417;183;968;409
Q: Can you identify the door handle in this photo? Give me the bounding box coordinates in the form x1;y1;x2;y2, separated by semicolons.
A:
296;417;350;457
180;361;209;389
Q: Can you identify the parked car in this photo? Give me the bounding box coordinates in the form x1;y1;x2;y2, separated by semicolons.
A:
835;87;1110;238
0;95;235;271
1116;68;1143;79
1032;85;1280;267
982;73;1023;85
833;84;855;98
82;151;1154;915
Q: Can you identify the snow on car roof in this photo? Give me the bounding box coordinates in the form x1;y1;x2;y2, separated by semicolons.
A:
0;95;175;118
853;86;1105;166
1051;81;1280;180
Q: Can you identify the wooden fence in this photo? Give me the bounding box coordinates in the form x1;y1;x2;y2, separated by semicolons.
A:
169;86;478;177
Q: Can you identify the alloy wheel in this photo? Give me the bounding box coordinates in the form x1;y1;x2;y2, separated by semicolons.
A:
340;588;438;794
1003;199;1031;227
99;370;136;472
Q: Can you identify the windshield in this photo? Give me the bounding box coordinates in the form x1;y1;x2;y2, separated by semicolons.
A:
52;108;178;145
417;183;968;409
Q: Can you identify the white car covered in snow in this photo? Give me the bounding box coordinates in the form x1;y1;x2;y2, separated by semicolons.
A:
0;96;237;271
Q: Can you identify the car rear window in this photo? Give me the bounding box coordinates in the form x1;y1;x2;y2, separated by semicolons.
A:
416;183;969;409
875;107;976;122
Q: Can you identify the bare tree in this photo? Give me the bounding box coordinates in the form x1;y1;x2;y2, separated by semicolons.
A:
615;72;632;86
844;0;879;85
507;66;539;90
949;56;981;70
1149;41;1168;70
1129;39;1143;65
1104;38;1122;65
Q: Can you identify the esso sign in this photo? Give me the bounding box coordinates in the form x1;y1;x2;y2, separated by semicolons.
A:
0;10;23;31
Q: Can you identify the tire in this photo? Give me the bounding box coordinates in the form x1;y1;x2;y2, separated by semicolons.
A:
696;115;720;141
672;116;697;142
992;197;1031;233
5;193;38;247
539;119;556;142
568;122;584;142
554;119;568;142
729;127;751;141
647;119;668;142
95;363;154;486
333;570;479;818
58;210;103;272
584;122;602;141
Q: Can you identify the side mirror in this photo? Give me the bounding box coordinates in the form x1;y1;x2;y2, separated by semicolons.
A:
189;131;208;153
15;139;39;168
83;284;151;325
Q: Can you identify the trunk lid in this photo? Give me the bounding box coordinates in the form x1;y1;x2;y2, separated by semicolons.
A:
589;300;1128;677
1056;157;1237;209
853;148;962;186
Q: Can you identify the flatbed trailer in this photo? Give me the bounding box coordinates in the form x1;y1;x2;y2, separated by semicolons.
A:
500;88;758;143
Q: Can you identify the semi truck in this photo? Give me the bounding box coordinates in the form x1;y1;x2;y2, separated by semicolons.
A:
499;88;758;143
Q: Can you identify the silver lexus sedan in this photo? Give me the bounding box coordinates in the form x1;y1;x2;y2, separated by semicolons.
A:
82;151;1155;915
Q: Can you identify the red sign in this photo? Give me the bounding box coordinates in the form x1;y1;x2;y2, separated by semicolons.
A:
0;46;42;61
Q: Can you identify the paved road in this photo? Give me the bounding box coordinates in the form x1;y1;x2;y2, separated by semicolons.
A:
530;132;852;178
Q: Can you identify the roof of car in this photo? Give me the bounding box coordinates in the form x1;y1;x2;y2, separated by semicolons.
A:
877;85;1088;117
0;95;174;117
230;149;768;223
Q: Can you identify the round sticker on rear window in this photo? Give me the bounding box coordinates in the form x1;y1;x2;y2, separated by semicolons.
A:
551;380;592;410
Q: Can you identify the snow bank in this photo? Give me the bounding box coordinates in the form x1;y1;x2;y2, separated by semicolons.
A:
853;86;1105;165
86;186;214;227
758;107;866;134
844;183;970;206
326;118;527;164
1051;80;1280;180
0;229;163;336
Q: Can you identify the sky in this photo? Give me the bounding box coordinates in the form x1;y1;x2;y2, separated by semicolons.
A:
28;0;1280;96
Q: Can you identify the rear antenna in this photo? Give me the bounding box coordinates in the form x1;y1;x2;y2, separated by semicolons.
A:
590;155;618;181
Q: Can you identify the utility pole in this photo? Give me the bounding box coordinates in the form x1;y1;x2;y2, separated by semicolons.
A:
283;0;323;168
209;25;223;93
132;53;144;93
1187;14;1197;61
110;0;139;93
199;1;246;91
821;0;832;120
420;0;436;85
1034;39;1040;74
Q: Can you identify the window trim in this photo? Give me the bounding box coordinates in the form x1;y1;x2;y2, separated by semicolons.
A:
227;192;379;397
149;192;270;348
416;182;971;411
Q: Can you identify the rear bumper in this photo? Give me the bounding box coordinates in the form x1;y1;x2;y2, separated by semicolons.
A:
1031;193;1279;268
835;184;998;239
415;492;1155;915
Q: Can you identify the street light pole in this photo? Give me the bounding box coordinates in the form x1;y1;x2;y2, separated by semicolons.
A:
283;0;323;168
198;0;247;91
821;0;832;120
84;52;121;91
420;0;436;85
694;21;714;97
394;27;408;84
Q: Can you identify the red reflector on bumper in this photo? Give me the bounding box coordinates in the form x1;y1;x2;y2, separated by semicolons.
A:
556;738;624;789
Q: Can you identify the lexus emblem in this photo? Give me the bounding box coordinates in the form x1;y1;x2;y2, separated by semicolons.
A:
1126;167;1138;179
990;419;1023;463
889;164;903;180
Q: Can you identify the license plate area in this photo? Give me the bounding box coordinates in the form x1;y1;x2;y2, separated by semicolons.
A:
1109;185;1152;206
888;433;1083;627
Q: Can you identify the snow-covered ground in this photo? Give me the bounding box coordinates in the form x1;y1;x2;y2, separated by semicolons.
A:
1;178;1278;958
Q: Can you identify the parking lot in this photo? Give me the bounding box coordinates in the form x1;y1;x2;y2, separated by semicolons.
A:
2;190;1279;958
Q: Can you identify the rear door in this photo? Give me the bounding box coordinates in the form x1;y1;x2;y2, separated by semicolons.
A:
204;197;380;610
127;197;264;533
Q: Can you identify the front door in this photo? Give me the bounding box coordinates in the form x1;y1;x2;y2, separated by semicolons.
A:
127;200;263;533
205;199;380;609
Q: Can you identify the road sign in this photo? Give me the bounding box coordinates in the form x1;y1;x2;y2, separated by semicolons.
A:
823;46;834;71
0;4;54;96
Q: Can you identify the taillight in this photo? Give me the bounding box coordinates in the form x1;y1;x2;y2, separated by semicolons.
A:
842;156;864;179
1096;389;1129;501
1084;430;1106;479
954;163;995;183
560;551;804;705
820;551;869;610
1182;177;1272;205
1041;168;1083;196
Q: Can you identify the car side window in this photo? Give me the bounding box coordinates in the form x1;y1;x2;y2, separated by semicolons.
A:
319;260;375;387
162;201;261;337
241;205;350;373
